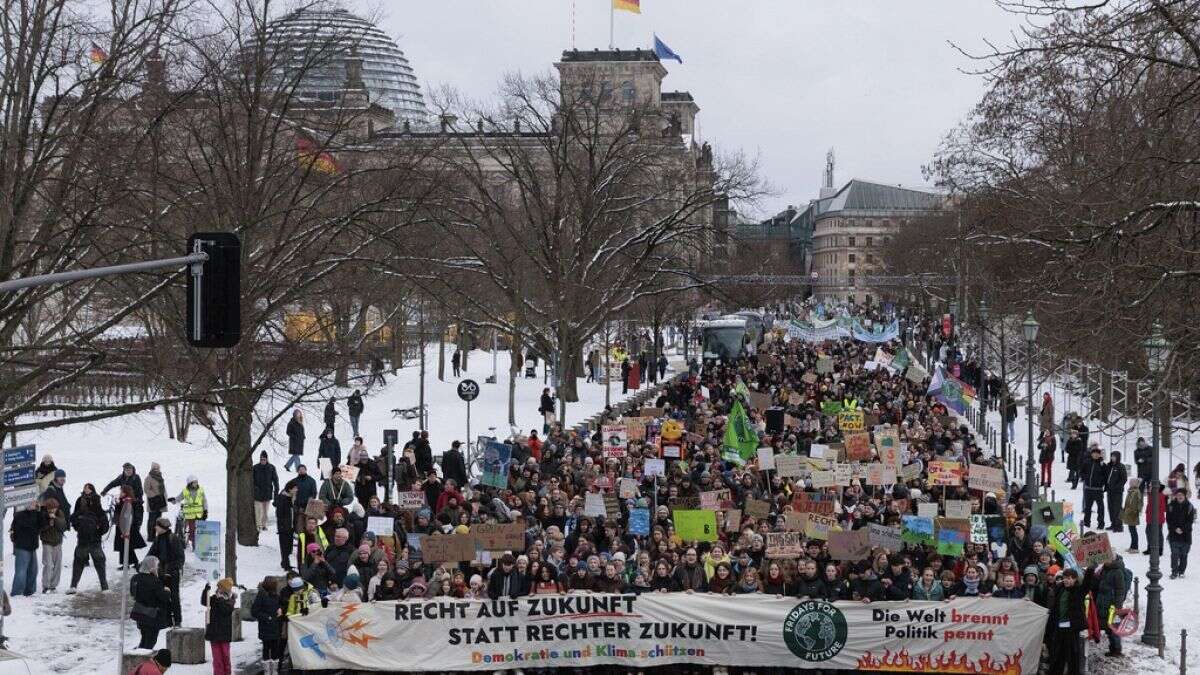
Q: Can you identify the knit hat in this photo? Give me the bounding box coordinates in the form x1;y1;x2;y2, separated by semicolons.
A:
1023;565;1040;580
289;577;304;589
155;517;172;531
343;574;360;590
186;474;198;484
216;578;234;593
306;543;321;554
54;469;66;478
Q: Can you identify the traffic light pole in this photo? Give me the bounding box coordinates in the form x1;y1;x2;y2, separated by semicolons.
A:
0;253;208;293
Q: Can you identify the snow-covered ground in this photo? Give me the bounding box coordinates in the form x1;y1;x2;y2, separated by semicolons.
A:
1;347;665;674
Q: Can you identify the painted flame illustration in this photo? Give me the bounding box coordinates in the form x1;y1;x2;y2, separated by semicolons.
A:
856;649;1024;674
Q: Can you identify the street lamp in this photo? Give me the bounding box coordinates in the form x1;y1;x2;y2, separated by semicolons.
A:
1022;310;1039;506
1141;321;1171;650
977;298;990;426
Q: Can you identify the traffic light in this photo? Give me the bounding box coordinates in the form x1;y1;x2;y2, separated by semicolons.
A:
186;232;241;348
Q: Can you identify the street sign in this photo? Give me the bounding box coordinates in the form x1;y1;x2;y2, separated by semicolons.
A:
2;465;35;487
3;445;35;466
457;379;480;402
3;484;38;506
383;429;399;446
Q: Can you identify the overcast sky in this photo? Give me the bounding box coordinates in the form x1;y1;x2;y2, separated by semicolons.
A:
356;0;1025;218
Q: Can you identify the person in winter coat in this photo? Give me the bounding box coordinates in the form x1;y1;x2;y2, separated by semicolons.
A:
114;484;147;569
169;476;207;548
101;462;144;501
486;554;525;599
285;409;305;472
252;452;279;532
1021;566;1048;607
39;496;68;593
346;390;364;436
1090;555;1129;656
318;467;355;511
452;349;462;377
881;556;914;600
1038;392;1055;436
538;388;556;434
323;397;337;434
911;567;945;600
1121;479;1144;553
317;428;342;476
323;528;355;585
1046;568;1087;675
671;548;708;592
949;565;993;598
792;560;826;599
1038;430;1057;488
274;483;299;570
130;649;172;675
1105;451;1129;533
1167;489;1196;578
68;484;109;592
130;556;171;649
990;572;1025;599
1145;483;1167;555
1134;437;1154;490
201;578;237;675
441;441;469;488
148;518;185;627
144;463;167;541
1079;446;1109;529
34;455;57;493
251;577;284;675
413;431;434;476
284;465;318;513
10;499;46;596
620;358;632;394
1064;430;1085;488
39;469;70;523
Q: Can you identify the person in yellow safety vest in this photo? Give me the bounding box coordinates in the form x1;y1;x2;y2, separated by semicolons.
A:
283;575;319;616
168;475;207;548
296;517;328;567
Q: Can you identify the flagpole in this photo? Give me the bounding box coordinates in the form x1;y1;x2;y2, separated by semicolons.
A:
609;0;615;49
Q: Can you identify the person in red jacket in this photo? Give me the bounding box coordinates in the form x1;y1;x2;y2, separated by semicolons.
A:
528;431;543;462
1145;481;1167;555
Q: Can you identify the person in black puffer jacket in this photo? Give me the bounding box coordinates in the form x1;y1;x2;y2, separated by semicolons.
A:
251;577;284;675
793;559;827;599
1047;569;1088;675
202;578;238;675
69;484;109;592
882;556;914;600
146;518;184;627
130;556;171;649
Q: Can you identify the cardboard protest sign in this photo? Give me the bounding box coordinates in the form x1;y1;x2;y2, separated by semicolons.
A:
584;492;606;518
766;531;805;558
628;508;650;536
927;460;964;486
472;523;526;551
792;494;836;515
968;464;1006;493
901;516;935;545
624;417;648;442
782;512;807;531
875;427;901;470
700;490;722;510
749;391;773;412
868;523;903;552
744;498;771;520
774;455;803;478
304;499;327;522
801;373;818;385
419;534;475;562
340;464;360;482
804;513;837;540
723;509;742;533
829;529;872;561
396;491;426;510
800;456;830;472
1074;532;1114;567
604;494;621;520
640;407;665;418
834;463;853;487
935;519;970;556
674;509;719;542
757;447;775;471
944;500;972;520
843;432;872;461
809;444;829;459
670;495;701;511
866;464;897;486
618;478;639;499
901;462;924;482
643;458;666;478
838;410;866;432
602;424;629;458
811;470;837;489
917;502;940;519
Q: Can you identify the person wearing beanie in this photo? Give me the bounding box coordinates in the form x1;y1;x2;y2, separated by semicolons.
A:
201;578;237;675
169;475;207;548
252;451;280;533
40;467;70;524
147;517;184;626
143;462;166;541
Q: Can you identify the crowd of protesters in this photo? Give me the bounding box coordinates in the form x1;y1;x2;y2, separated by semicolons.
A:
10;302;1190;675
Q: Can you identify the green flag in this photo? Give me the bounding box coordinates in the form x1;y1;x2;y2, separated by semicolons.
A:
734;379;751;401
723;399;759;465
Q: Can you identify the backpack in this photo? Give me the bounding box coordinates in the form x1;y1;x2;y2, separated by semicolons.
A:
1118;567;1133;605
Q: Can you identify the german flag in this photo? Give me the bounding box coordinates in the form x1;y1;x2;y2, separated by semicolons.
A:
295;136;341;175
613;0;640;14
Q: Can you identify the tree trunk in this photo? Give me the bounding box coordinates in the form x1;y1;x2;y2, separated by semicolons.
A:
163;404;175;440
418;313;427;431
438;322;446;381
508;332;519;426
223;393;258;584
458;327;469;371
557;330;583;424
392;305;406;372
604;321;612;408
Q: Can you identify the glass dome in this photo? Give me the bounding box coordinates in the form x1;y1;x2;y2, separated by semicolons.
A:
266;7;427;122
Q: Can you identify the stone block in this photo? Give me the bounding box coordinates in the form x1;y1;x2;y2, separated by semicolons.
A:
166;627;206;664
238;589;257;621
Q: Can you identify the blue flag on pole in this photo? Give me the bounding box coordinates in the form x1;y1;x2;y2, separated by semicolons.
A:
654;34;683;63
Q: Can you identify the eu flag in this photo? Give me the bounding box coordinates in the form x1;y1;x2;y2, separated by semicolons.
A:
653;34;683;64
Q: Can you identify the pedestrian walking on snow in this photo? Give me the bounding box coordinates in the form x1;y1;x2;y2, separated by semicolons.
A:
347;389;364;436
285;409;305;473
144;463;168;541
68;483;109;592
252;452;280;532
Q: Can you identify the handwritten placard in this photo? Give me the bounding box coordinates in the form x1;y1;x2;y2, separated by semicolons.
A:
968;464;1005;493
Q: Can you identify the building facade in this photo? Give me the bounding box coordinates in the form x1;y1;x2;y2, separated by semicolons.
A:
807;179;943;303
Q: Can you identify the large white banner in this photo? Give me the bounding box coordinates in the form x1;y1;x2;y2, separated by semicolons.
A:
288;594;1047;672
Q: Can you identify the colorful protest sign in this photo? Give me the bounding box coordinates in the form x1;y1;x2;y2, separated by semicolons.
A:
674;509;719;542
700;491;722;510
867;523;902;552
584;492;606;518
724;509;742;532
875;428;901;470
618;478;639;499
927;460;964;486
944;500;972;520
643;458;666;478
766;531;805;557
928;366;976;415
792;494;836;515
625;417;648;442
602;424;628;458
628;508;650;536
843;432;872;461
829;529;872;561
1073;532;1114;567
935;519;969;556
970;516;988;544
480;441;511;488
472;523;526;551
968;464;1006;493
804;513;837;540
901;462;924;482
838;410;865;432
194;520;222;582
290;596;1047;673
901;516;935;545
821;400;843;416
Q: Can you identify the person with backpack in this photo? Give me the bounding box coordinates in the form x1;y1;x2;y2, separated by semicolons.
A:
68;483;109;592
201;578;237;675
1088;555;1131;657
130;556;171;649
147;518;185;627
250;577;284;675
